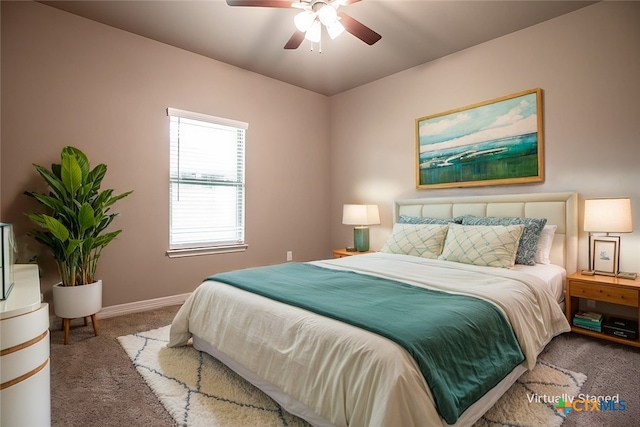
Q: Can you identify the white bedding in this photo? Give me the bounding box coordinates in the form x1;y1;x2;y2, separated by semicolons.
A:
169;253;570;427
512;263;567;303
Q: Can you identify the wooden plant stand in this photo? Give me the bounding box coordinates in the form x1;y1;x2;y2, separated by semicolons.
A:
61;314;99;345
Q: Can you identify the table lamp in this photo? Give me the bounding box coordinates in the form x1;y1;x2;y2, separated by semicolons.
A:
584;198;635;279
342;204;380;252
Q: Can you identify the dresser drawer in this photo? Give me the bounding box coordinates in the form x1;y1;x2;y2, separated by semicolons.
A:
570;281;639;307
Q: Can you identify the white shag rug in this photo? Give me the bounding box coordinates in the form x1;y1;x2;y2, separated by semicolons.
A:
118;326;586;427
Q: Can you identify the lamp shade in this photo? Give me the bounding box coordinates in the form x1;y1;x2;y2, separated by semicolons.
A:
326;21;345;39
342;204;380;226
294;10;316;32
317;4;338;26
304;20;322;43
584;198;633;233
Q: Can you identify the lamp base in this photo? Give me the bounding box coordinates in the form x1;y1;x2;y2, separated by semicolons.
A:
353;226;370;252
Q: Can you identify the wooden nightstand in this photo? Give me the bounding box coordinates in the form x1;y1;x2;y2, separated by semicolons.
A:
332;248;374;258
565;272;640;347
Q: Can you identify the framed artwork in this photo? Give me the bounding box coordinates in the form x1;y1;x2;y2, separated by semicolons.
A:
416;88;544;189
590;235;619;276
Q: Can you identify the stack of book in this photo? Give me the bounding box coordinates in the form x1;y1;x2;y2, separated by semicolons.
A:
573;311;603;332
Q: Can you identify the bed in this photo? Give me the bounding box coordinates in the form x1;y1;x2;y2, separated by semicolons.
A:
168;192;578;427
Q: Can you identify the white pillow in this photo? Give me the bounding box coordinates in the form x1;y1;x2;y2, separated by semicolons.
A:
439;223;525;268
381;223;449;259
535;225;557;265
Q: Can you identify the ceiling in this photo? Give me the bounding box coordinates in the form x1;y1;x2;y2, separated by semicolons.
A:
40;0;596;96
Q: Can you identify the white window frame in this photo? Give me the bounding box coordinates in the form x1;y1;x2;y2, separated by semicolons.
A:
166;108;248;258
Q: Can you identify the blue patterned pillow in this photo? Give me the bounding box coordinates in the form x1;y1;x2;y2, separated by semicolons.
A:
460;215;547;266
398;214;462;225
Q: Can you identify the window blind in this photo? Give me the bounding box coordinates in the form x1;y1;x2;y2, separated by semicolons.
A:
167;108;248;251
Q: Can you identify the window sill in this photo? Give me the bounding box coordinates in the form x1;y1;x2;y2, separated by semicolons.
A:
166;244;248;258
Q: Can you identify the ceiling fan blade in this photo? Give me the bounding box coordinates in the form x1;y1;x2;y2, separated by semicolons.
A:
339;0;362;5
284;30;305;49
226;0;294;7
338;11;381;45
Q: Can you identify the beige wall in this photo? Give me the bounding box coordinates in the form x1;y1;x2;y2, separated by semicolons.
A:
329;1;640;273
1;1;331;306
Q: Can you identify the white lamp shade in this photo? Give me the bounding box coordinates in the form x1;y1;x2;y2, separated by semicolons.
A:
343;204;380;226
318;4;338;26
294;11;316;32
304;20;322;43
327;21;345;39
584;198;633;233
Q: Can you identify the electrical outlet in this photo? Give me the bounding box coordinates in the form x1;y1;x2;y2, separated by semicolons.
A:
286;251;293;262
587;299;596;309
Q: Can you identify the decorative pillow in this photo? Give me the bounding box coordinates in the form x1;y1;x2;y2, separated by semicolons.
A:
461;215;547;266
439;223;525;268
398;214;462;225
381;223;449;259
534;225;557;265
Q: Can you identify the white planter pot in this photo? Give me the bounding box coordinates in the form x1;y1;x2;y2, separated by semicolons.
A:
52;280;102;319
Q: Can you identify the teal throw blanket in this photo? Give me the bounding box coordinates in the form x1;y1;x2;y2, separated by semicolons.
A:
207;263;524;424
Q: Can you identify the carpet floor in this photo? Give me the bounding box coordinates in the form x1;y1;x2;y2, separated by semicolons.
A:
50;305;640;427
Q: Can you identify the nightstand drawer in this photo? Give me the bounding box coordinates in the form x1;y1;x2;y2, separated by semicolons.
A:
570;281;639;307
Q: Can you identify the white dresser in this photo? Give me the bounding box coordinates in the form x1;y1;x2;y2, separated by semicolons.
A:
0;264;51;426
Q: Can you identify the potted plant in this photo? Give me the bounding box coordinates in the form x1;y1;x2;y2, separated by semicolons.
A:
24;146;132;343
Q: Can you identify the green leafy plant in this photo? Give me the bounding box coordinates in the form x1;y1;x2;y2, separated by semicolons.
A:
24;146;132;286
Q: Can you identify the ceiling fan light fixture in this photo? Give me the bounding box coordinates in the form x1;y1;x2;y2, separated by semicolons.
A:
227;0;380;50
327;21;345;39
294;10;316;32
305;20;322;43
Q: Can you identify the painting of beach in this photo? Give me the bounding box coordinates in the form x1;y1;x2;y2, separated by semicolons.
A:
416;88;544;189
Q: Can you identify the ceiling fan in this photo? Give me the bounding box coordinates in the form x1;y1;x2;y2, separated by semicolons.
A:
226;1;382;50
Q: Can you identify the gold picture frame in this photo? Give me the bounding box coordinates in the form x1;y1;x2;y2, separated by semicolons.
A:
416;88;544;189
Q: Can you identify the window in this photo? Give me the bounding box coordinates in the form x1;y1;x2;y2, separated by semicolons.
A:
166;108;248;257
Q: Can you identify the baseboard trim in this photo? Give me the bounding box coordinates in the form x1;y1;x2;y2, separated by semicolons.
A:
96;293;191;320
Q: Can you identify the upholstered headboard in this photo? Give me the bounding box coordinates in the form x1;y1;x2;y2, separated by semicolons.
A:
394;192;578;273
